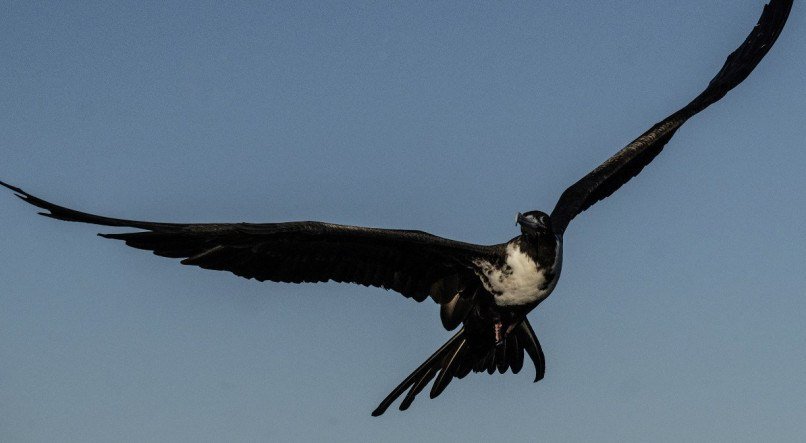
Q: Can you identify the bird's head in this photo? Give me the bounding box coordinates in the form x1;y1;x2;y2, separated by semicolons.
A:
516;210;552;237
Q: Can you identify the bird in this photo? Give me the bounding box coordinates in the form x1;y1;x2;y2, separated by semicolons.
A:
1;0;792;416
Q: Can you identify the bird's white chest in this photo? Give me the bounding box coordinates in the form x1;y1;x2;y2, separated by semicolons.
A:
475;241;562;307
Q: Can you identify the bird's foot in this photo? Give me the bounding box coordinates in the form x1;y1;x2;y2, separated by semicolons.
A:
494;321;504;345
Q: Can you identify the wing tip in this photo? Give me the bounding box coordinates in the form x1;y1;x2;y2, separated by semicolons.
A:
2;181;72;220
0;179;24;195
2;181;43;211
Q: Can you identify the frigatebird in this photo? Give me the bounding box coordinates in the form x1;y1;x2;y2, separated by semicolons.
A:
1;0;792;416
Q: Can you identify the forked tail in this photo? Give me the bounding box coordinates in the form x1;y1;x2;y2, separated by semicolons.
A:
371;318;545;416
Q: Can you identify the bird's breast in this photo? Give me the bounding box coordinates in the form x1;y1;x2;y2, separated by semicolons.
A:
474;239;562;307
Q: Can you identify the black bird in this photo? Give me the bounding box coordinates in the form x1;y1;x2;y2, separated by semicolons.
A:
1;0;792;416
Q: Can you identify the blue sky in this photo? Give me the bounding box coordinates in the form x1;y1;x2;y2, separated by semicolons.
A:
2;1;804;441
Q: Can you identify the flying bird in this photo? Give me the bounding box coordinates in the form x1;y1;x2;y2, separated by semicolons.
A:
1;0;792;416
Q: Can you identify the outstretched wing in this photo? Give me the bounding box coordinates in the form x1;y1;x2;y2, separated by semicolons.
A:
1;181;503;306
550;0;792;235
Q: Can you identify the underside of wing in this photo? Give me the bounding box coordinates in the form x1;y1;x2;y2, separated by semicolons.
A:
1;181;503;306
550;0;792;235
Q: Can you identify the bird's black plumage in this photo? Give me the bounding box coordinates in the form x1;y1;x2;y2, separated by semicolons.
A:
550;0;792;235
0;0;792;416
0;179;500;302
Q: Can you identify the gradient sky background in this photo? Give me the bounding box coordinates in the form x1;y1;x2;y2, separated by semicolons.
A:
2;1;804;441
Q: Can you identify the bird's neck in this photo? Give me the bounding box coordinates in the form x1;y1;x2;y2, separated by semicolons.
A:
516;232;559;269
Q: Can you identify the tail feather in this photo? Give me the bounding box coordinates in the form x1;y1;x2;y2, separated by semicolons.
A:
486;349;497;374
429;338;468;399
455;352;473;379
371;329;465;417
509;334;524;375
371;318;546;416
496;340;508;374
519;320;545;382
399;366;438;411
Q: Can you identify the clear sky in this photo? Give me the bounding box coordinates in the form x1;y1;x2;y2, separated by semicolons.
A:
2;1;804;441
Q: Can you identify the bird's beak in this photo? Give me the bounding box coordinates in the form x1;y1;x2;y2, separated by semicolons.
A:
515;212;522;226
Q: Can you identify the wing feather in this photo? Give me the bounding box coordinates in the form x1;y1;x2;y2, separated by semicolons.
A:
1;180;502;305
550;0;792;234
